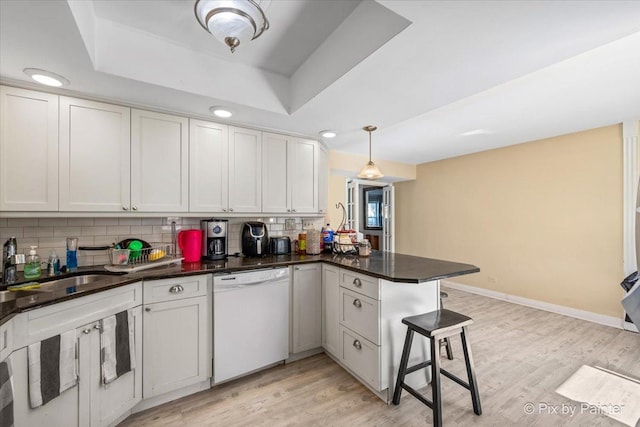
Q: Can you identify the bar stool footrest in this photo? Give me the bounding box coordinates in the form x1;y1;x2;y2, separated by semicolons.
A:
405;361;472;391
401;383;434;409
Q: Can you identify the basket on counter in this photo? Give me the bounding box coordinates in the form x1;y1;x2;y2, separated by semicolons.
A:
105;243;182;273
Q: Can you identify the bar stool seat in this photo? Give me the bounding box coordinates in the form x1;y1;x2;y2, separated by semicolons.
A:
392;309;482;427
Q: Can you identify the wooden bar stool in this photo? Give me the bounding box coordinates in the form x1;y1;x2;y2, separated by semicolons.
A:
439;291;454;360
392;309;482;426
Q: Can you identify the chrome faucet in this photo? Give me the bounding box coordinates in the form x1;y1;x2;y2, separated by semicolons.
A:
2;253;25;285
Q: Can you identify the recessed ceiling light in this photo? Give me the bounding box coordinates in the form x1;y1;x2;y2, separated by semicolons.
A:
23;68;69;87
320;130;337;138
209;106;233;118
461;129;492;136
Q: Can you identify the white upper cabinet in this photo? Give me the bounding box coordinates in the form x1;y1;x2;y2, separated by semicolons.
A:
189;119;229;212
59;97;131;212
289;137;318;213
0;86;59;211
228;126;262;213
262;132;289;213
318;143;328;214
262;132;318;214
131;109;189;212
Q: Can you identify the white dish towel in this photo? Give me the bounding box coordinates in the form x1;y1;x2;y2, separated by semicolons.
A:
28;330;77;408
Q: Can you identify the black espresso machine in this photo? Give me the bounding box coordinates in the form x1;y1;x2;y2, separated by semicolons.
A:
241;222;268;257
201;219;228;260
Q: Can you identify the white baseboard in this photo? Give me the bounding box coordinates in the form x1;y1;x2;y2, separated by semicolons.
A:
442;280;627;330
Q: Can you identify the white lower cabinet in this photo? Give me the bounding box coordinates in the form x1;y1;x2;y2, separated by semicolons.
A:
78;307;143;427
321;264;340;357
142;275;211;399
10;282;143;427
324;268;439;402
291;264;322;353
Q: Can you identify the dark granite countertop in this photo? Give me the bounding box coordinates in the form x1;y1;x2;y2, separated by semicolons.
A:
0;251;479;324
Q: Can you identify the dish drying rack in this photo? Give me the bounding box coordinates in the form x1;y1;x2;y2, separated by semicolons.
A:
104;243;184;273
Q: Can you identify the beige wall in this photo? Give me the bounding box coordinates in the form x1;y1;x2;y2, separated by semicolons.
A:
395;125;624;318
325;150;416;229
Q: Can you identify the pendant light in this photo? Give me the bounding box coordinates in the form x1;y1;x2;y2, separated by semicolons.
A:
357;125;384;179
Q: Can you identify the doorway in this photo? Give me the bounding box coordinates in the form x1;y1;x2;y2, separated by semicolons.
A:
345;179;394;252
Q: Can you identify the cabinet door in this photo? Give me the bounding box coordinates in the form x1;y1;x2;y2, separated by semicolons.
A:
10;347;79;427
81;307;143;427
131;109;188;212
59;97;131;212
143;296;210;398
322;264;340;357
292;264;322;353
262;132;289;213
0;86;58;211
318;143;328;214
189;119;228;212
228;126;262;213
288;138;318;213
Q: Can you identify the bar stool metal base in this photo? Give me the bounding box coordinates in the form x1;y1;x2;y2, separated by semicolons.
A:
439;291;454;360
392;309;482;427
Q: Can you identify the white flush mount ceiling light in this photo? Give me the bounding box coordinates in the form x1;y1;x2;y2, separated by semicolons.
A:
194;0;270;53
320;130;337;138
357;125;384;180
210;106;233;118
23;68;69;87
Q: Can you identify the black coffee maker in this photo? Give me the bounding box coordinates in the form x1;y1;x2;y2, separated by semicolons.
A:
241;222;268;257
201;219;228;260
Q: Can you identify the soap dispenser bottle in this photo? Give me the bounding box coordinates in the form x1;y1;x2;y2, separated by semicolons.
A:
24;246;41;279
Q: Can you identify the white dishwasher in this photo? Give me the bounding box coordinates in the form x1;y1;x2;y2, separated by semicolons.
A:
213;267;290;384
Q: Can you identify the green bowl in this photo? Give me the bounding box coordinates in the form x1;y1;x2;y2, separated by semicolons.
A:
127;240;143;259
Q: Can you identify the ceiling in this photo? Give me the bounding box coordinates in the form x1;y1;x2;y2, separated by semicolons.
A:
1;0;640;166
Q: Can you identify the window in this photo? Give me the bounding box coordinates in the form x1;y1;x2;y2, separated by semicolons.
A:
363;187;383;230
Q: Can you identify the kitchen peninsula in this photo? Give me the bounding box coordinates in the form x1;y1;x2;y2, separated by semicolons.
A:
0;252;479;426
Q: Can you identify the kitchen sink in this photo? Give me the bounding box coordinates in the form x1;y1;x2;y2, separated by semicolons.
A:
38;273;125;292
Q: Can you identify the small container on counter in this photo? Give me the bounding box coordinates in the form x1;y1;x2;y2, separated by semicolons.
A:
306;229;321;255
358;239;371;257
297;232;307;255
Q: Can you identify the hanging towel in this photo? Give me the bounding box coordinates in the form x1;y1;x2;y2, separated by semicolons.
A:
0;359;14;427
28;330;77;408
101;310;135;385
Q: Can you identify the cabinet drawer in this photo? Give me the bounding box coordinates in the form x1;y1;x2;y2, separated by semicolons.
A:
340;270;379;300
340;288;379;345
143;275;210;304
340;326;380;390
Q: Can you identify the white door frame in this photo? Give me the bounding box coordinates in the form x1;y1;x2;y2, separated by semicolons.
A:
623;120;639;332
345;179;395;252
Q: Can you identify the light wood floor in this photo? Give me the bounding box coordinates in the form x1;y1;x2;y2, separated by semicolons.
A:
120;286;640;426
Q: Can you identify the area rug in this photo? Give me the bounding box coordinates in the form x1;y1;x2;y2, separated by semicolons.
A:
556;365;640;427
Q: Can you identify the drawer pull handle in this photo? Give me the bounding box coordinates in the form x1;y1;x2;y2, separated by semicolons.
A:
169;285;184;294
353;299;362;308
145;307;151;312
353;340;362;350
94;324;101;331
353;278;362;287
83;329;91;335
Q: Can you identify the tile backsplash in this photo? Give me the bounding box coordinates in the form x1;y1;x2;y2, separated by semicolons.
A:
0;216;325;269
